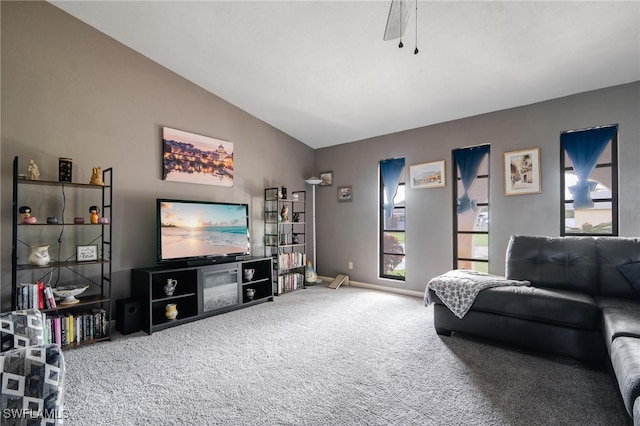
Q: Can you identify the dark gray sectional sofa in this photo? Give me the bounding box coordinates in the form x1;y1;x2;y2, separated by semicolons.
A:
428;235;640;424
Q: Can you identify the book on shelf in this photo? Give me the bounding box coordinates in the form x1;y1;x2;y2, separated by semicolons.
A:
93;308;108;338
41;309;109;347
277;252;306;271
17;282;47;310
277;272;305;294
41;311;49;343
53;316;62;346
17;282;57;310
37;281;44;310
60;314;67;345
44;285;57;309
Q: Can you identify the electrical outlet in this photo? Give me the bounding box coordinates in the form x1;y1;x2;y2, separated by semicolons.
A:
348;261;354;270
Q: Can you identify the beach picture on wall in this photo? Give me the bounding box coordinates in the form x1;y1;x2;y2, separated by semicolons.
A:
162;127;234;187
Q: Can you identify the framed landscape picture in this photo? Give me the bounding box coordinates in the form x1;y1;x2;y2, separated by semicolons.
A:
409;160;446;189
162;127;234;187
504;147;541;196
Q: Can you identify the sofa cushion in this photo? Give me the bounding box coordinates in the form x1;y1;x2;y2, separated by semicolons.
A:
505;235;599;295
597;237;640;299
618;262;640;297
430;285;600;330
610;337;640;416
602;308;640;353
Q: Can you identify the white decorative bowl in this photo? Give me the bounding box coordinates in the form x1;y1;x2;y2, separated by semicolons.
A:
52;285;89;305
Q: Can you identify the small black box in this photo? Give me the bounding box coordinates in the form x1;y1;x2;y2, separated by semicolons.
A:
116;299;140;335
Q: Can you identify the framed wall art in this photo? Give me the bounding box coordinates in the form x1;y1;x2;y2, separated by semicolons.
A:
504;147;541;196
76;244;98;262
338;186;352;202
409;160;446;189
162;127;234;187
320;171;333;186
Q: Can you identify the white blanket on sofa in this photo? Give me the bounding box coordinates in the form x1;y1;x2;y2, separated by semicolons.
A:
425;269;530;319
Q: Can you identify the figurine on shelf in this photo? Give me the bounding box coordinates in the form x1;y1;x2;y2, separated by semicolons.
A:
19;206;32;223
293;212;300;223
90;167;103;185
26;160;40;180
280;204;289;222
89;205;100;224
28;245;51;266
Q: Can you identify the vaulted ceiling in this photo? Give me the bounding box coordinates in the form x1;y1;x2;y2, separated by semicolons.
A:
50;1;640;149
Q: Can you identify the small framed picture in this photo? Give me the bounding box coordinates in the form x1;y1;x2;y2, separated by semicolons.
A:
76;244;98;262
409;160;446;189
338;186;353;202
504;147;542;196
320;171;333;186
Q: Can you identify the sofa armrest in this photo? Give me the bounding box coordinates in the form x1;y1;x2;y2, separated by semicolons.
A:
0;344;65;424
610;337;640;416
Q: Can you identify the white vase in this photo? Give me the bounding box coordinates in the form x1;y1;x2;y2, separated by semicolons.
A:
305;260;317;284
164;279;177;296
29;245;51;266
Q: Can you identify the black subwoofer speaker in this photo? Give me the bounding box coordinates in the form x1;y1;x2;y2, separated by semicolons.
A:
116;299;141;335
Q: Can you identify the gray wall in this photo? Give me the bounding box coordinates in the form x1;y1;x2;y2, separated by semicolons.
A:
0;1;315;309
314;82;640;293
2;2;639;305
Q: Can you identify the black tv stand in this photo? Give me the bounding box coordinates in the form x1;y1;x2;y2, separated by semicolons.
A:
186;258;218;267
184;255;251;267
132;256;273;334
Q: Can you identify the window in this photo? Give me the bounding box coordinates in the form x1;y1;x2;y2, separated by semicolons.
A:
561;125;618;236
379;158;406;280
452;145;490;272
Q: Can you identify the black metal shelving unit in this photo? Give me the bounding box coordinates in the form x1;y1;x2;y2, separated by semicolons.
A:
263;187;307;295
11;156;113;348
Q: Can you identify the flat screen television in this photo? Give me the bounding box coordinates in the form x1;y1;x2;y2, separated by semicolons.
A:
157;199;250;264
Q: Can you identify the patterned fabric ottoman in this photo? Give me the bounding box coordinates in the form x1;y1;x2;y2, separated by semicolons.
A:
0;310;65;425
0;310;44;352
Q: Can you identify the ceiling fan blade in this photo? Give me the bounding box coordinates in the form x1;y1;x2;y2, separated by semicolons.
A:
383;0;413;41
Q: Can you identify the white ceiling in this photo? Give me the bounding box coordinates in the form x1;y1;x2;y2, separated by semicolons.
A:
49;1;640;149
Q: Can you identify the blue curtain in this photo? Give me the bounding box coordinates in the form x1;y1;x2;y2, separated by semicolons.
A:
454;145;490;214
561;126;616;209
380;158;405;219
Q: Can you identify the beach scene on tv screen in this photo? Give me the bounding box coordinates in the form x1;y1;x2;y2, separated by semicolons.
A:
160;201;249;260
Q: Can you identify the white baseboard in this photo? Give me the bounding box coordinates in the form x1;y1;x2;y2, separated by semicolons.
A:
317;276;424;298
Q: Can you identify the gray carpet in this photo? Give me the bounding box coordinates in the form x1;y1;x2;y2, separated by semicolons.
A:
63;284;628;425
